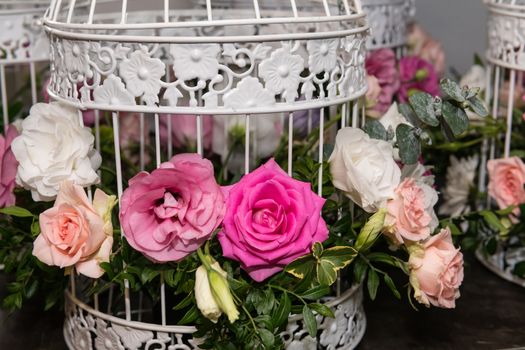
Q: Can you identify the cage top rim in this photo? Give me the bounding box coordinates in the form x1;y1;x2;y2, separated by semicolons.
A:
485;0;525;11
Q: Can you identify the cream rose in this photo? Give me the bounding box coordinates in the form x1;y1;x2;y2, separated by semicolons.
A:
329;127;401;212
33;181;117;278
409;227;464;309
12;102;101;201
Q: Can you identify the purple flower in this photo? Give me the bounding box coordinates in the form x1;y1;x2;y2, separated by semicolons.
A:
398;56;440;102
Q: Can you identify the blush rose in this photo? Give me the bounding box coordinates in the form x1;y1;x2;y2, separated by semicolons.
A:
218;159;329;282
120;154;225;262
487;157;525;216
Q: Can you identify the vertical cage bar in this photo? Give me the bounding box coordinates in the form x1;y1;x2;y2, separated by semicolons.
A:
112;112;132;321
245;115;251;175
167;115;173;159
139;113;145;170
29;62;37;104
341;103;347;128
318;109;324;196
351;102;358;128
478;64;493;194
253;0;261;18
88;0;97;24
197;115;203;156
206;0;213;20
322;0;331;16
288;112;294;176
53;0;63;21
504;69;516;158
164;0;170;22
95;110;101;154
307;109;313;135
155;114;161;166
290;0;299;17
66;0;77;23
1;65;8;133
342;0;351;14
120;0;128;24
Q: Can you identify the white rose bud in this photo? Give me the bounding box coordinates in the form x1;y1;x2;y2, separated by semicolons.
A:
195;264;222;323
329;127;401;213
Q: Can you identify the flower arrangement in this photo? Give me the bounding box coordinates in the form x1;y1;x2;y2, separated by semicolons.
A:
0;74;487;348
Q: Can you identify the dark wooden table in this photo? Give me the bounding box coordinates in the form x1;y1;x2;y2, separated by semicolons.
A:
1;253;524;350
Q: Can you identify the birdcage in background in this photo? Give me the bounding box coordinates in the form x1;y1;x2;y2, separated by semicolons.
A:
361;0;415;53
43;0;371;348
477;0;525;287
0;0;50;133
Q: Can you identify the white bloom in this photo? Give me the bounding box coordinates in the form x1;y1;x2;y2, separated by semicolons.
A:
259;46;304;102
307;39;339;74
195;264;223;323
119;50;166;103
212;113;282;172
94;75;136;106
62;40;91;76
439;155;479;217
329;127;401;213
11;102;101;202
223;77;275;109
460;65;486;92
171;43;221;81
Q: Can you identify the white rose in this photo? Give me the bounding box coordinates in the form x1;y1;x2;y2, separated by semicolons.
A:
329;127;401;213
212;114;283;173
379;102;412;141
11;102;101;201
460;65;486;92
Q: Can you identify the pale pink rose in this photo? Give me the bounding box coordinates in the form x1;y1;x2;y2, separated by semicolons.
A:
409;227;464;309
160;114;213;150
0;125;19;207
120;154;225;262
384;178;438;245
33;181;116;278
499;82;525;116
218;159;329;282
487;157;525;216
408;23;431;55
365;75;382;118
419;39;446;76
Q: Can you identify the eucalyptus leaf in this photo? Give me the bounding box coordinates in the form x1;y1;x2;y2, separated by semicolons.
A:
408;92;439;126
364;119;387;141
440;78;465;102
302;305;318;338
468;96;489;117
442;101;469;136
398;103;420;127
396;124;421;165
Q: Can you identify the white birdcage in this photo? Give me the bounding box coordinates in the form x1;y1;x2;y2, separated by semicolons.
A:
43;0;370;349
361;0;415;52
0;0;50;132
477;0;525;287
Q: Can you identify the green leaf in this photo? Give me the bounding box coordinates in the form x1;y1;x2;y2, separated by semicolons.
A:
442;101;469;136
300;285;331;300
321;246;358;269
364;119;388;141
0;206;34;218
440;78;465;102
173;292;193;311
256;289;275;315
480;211;505;232
398;103;420;127
367;269;380;300
258;328;275;349
140;267;160;284
302;305;318;338
485;237;498;255
383;274;401;299
513;261;525;278
308;303;335;318
353;258;368;283
409;92;439;126
312;242;323;259
316;260;338;286
468;96;489;117
179;304;199;325
285;255;315;280
272;292;291;330
355;209;387;252
396;124;421;165
474;53;484;66
31;220;40;237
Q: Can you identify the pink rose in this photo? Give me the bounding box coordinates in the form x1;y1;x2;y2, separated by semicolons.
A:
487;157;525;216
160;114;213;150
365;49;400;114
120;154;225;262
409;227;464;309
120;112;151;166
365;75;382;118
218;159;329;282
0;125;19;207
398;56;440;102
384;178;438;245
33;181;116;278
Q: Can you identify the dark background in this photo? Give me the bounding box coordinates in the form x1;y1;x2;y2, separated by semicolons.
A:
1;253;524;350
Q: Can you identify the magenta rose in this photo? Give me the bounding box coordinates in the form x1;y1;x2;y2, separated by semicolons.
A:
0;125;18;207
218;159;329;282
398;56;440;102
365;49;401;114
120;154;225;262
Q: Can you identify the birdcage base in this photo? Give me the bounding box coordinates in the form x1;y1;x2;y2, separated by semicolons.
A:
476;248;525;288
63;284;366;350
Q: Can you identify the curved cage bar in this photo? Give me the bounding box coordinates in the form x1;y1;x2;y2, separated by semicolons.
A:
362;0;415;50
478;0;525;285
43;0;369;115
